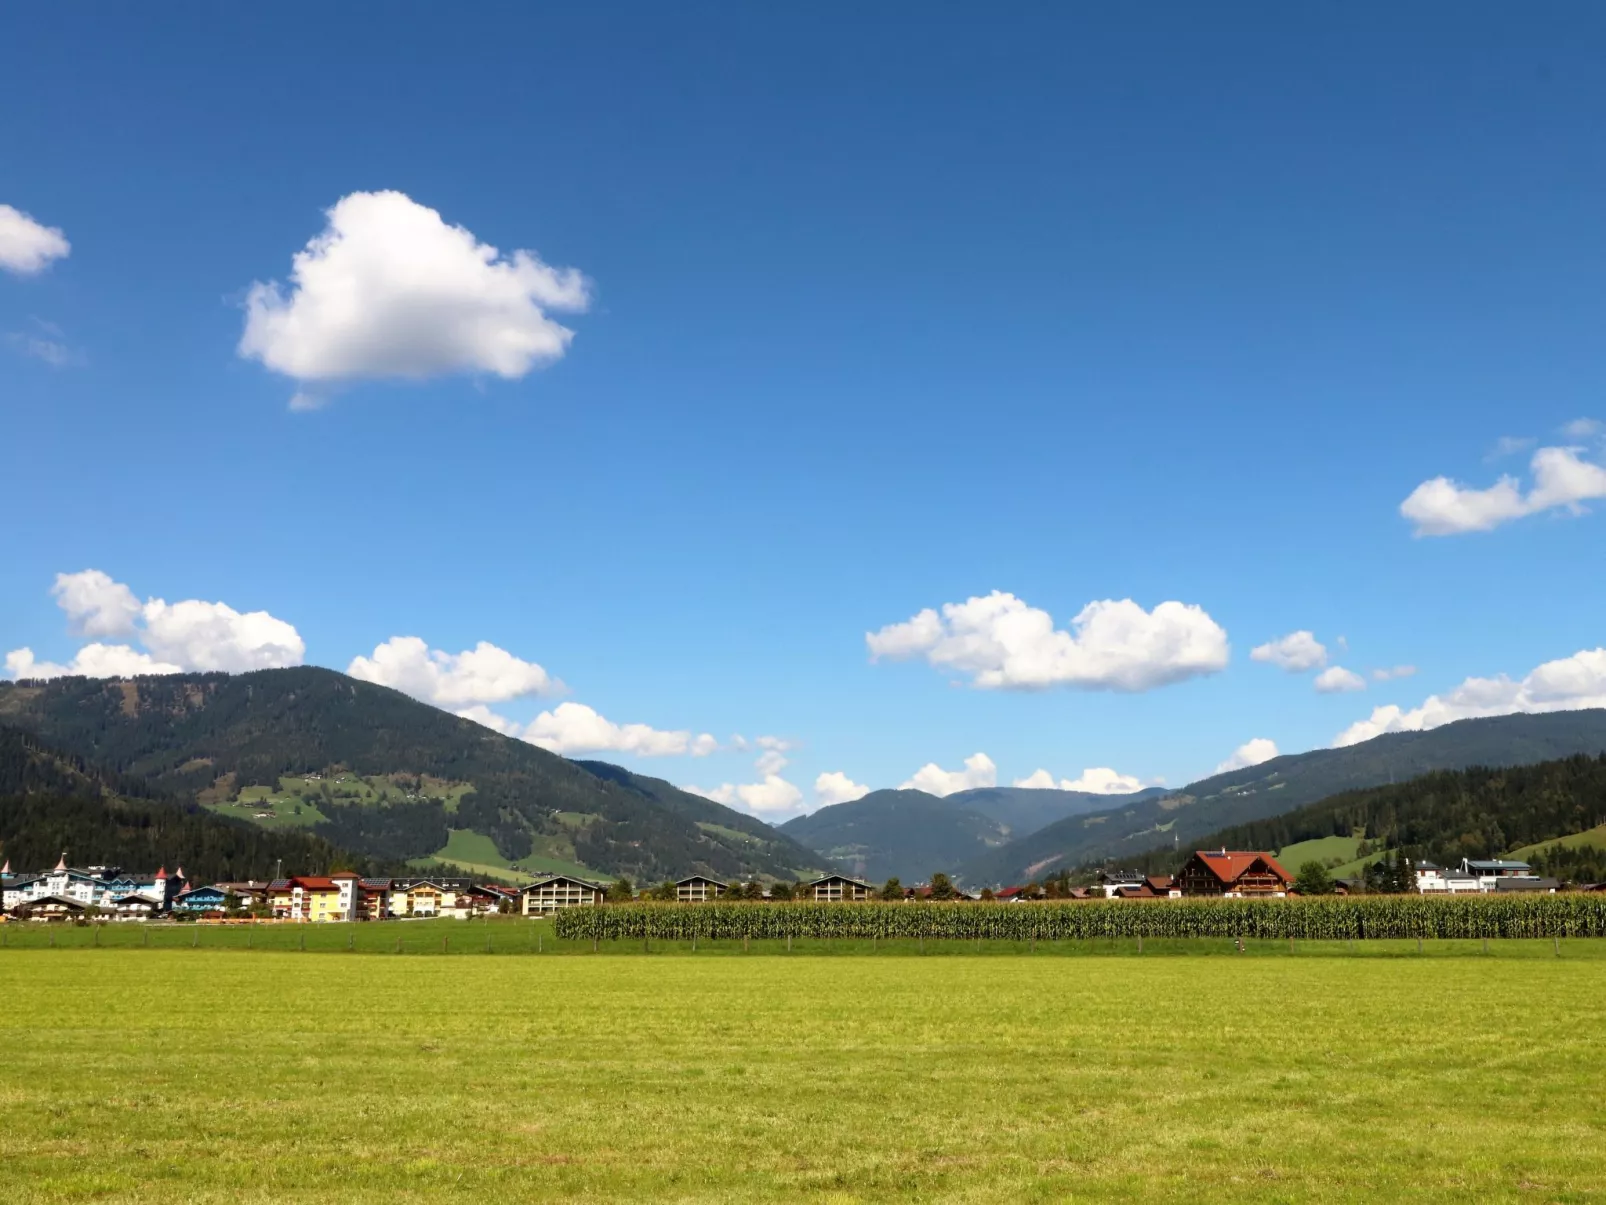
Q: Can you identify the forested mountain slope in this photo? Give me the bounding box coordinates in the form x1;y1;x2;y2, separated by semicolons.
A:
0;725;382;881
0;669;823;882
960;710;1606;885
1123;753;1606;884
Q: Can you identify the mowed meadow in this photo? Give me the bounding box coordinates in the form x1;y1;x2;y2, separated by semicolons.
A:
3;934;1605;1203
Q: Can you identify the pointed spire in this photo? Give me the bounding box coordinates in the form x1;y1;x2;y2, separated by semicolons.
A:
156;866;167;880
2;859;10;874
175;865;185;880
55;852;67;872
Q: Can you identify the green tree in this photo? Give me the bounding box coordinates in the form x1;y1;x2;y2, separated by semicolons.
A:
769;880;794;901
879;877;904;901
928;872;958;901
607;877;635;902
650;880;676;901
1294;861;1334;895
979;886;995;901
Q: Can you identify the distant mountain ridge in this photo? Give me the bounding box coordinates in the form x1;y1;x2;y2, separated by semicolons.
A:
0;669;824;883
959;710;1606;886
780;783;1160;882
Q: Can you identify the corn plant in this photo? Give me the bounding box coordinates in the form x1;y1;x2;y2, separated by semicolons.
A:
552;895;1606;942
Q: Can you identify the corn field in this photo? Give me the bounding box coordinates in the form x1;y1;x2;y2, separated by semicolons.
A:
553;896;1606;942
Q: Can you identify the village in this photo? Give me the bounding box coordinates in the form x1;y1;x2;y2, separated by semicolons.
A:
0;848;1574;923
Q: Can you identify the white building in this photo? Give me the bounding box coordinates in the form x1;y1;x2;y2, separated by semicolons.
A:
1413;862;1481;894
3;856;179;913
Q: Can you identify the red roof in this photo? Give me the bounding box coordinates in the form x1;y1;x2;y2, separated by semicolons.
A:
1145;875;1174;892
285;876;339;890
1191;851;1291;885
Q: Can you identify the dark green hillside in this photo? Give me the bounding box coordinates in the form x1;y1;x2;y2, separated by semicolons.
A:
1120;753;1606;884
0;726;383;882
960;710;1606;885
780;789;1009;882
0;669;820;882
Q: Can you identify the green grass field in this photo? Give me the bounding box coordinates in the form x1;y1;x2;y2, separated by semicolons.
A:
2;933;1604;1202
1275;833;1364;869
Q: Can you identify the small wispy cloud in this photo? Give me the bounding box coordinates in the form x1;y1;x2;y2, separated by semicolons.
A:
5;328;74;367
1486;435;1536;462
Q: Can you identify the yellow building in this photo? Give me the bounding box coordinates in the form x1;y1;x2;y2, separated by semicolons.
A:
269;872;361;922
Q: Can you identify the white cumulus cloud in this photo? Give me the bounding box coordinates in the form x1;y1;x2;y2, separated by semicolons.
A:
1215;738;1280;774
51;570;142;639
1012;766;1145;794
684;762;807;815
523;701;716;758
1313;665;1367;694
1249;630;1328;672
0;204;70;275
901;752;997;797
238;190;589;404
4;571;304;681
140;597;305;674
867;591;1229;691
347;635;558;708
814;771;870;807
1333;647;1606;747
1400;446;1606;536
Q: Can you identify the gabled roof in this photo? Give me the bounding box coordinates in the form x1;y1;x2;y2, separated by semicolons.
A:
1190;850;1292;884
1465;859;1532;872
676;875;729;887
809;874;872;889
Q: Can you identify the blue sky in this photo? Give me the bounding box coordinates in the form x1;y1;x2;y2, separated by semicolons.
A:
5;3;1606;817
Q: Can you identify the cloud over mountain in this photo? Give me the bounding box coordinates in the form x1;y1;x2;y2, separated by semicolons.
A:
868;591;1229;691
5;571;304;681
1335;647;1606;746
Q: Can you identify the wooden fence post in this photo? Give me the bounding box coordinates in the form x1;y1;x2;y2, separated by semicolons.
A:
443;935;449;955
299;930;305;952
1137;934;1142;955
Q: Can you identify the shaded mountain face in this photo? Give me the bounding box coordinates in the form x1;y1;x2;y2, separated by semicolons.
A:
0;669;822;883
959;710;1606;886
948;785;1166;838
779;789;1011;883
0;725;383;882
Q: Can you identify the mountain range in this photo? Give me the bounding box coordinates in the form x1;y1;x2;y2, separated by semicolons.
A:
955;709;1606;885
7;666;1606;892
0;668;823;884
779;784;1164;882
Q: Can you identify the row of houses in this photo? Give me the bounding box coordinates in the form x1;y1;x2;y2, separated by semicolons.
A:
4;850;1583;923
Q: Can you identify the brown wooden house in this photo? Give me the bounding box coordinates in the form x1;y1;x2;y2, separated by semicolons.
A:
1174;850;1292;897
